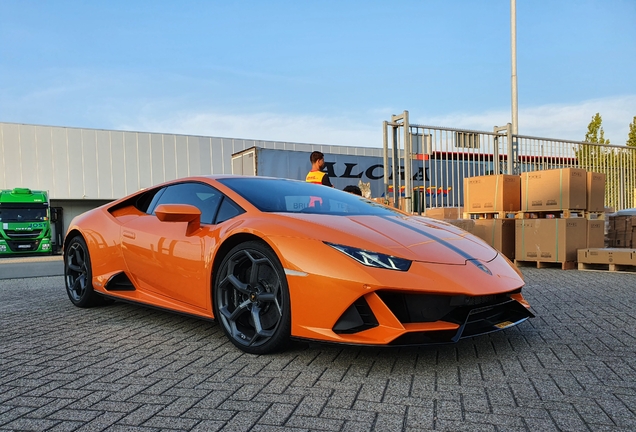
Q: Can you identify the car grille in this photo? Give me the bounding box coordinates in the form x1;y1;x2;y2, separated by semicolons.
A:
376;291;513;323
389;299;534;345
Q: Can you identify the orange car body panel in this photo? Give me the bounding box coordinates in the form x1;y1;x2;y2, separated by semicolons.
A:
66;175;531;346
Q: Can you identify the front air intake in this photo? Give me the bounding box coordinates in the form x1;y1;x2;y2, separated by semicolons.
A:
333;297;379;334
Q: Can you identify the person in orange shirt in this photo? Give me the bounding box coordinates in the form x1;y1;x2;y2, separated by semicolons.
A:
305;151;333;187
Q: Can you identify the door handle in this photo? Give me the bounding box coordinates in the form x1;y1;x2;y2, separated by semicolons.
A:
123;230;136;239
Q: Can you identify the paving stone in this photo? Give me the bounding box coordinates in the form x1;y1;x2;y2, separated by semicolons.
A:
0;406;35;427
189;419;226;431
293;395;328;417
118;404;165;426
461;389;490;413
253;393;304;406
285;414;343;431
250;425;309;432
47;420;84;431
258;402;296;426
216;399;270;413
142;415;200;430
46;408;102;422
155;396;200;417
89;400;143;413
1;269;635;431
181;407;236;421
434;419;496;432
374;412;406;430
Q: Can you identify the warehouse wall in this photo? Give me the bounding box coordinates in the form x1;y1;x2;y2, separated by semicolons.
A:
0;122;382;200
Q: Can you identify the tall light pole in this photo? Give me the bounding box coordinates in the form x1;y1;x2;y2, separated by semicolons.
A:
511;0;518;135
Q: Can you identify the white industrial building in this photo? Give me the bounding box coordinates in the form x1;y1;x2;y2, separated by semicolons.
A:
0;121;382;244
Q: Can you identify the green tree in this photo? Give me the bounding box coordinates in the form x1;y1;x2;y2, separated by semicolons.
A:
577;113;608;171
627;116;636;147
585;113;610;144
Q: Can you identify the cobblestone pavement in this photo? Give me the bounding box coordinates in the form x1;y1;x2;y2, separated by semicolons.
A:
1;269;635;431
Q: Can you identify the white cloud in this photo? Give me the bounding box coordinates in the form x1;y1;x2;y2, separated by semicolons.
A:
118;111;383;147
118;95;636;149
420;95;636;144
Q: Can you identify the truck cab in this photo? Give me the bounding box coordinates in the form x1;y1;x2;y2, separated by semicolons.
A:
0;188;53;255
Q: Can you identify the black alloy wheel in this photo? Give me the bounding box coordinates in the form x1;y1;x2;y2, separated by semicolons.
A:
214;241;291;354
64;235;103;307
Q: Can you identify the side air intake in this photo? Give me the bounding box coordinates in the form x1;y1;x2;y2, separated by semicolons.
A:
104;272;136;291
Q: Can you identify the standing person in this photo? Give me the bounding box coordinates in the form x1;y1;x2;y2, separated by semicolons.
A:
305;151;333;187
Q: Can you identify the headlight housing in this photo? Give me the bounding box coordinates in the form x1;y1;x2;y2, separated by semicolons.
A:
325;242;411;271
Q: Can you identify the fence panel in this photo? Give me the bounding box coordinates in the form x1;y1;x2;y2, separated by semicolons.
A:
407;125;636;211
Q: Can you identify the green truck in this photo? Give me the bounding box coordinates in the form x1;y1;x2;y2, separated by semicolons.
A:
0;188;53;255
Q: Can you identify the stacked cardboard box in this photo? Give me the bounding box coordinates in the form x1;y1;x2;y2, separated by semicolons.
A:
585;172;607;251
515;218;587;263
608;213;636;248
587;172;606;212
461;174;520;260
587;219;605;249
425;207;463;220
424;170;605;264
515;168;605;265
463;175;521;213
471;219;515;260
521;168;587;212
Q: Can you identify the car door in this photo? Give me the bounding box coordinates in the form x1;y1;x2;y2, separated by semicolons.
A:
121;182;223;310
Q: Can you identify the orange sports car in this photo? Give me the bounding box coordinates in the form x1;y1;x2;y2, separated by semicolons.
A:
64;176;533;354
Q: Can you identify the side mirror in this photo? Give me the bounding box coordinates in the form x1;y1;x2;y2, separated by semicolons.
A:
155;204;201;236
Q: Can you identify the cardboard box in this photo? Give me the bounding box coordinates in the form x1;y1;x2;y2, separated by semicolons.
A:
463;175;521;213
445;219;475;232
609;232;631;248
470;219;516;260
587;220;605;248
587;172;606;212
577;248;636;265
515;218;587;262
609;216;632;232
521;168;587;211
425;207;463;220
610;215;636;230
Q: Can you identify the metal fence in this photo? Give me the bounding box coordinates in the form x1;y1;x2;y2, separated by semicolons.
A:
385;114;636;212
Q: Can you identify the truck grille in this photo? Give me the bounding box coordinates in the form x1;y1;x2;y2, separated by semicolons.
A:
4;229;43;239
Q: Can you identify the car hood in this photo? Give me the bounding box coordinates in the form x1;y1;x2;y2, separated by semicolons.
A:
275;213;498;265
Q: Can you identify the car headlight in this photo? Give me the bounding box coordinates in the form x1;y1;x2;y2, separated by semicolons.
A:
325;242;411;271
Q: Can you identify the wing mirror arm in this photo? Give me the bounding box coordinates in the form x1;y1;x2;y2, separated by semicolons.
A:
154;204;201;236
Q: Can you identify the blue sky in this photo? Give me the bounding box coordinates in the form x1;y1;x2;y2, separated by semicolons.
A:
1;0;635;147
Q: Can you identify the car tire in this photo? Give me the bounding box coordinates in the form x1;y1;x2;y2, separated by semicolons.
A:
64;235;105;308
213;240;291;354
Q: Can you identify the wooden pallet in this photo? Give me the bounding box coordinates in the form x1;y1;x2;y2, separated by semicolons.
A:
578;262;636;273
584;212;606;220
515;210;586;219
514;259;577;270
463;211;513;220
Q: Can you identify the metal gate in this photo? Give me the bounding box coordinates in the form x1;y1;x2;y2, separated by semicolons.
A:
384;111;636;212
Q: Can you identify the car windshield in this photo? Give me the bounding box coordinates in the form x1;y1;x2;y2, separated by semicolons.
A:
218;177;402;216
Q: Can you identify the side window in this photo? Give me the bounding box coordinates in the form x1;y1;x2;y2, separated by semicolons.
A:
215;197;245;224
152;183;222;225
143;188;166;214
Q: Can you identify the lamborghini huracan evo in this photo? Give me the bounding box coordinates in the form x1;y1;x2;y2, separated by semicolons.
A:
64;175;533;354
